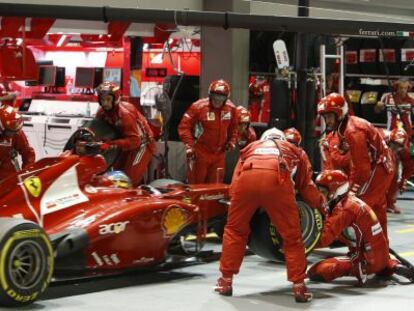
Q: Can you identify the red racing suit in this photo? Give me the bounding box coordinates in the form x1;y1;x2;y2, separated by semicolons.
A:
220;139;325;283
320;131;351;174
96;101;155;186
387;146;414;210
237;127;257;149
0;131;35;181
381;93;414;139
400;147;414;185
308;195;397;283
178;98;238;184
338;115;395;239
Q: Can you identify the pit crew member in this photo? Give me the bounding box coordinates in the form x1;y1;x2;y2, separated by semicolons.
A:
215;128;325;303
178;79;238;184
235;106;256;149
308;170;414;284
95;81;155;186
318;93;395;239
0;106;35;181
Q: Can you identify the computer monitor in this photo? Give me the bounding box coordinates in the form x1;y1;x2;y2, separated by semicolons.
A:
94;67;104;88
75;67;95;88
103;68;122;87
55;67;66;87
36;60;53;66
38;66;57;86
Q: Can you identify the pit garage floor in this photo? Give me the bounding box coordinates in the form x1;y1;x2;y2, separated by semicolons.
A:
14;193;414;311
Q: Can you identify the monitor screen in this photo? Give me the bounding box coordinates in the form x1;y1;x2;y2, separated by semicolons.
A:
75;67;95;88
55;67;66;87
94;67;103;88
103;68;122;87
36;60;53;66
38;66;57;86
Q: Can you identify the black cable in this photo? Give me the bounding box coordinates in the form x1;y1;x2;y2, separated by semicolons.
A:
102;6;108;23
223;11;229;30
161;38;185;178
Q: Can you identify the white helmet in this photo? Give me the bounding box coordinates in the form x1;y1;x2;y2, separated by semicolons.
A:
260;127;286;141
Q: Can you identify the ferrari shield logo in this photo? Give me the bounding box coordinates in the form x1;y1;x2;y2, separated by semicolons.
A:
163;207;187;235
23;176;42;198
207;112;215;121
182;197;192;204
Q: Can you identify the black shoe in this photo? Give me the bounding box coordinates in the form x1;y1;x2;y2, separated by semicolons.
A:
395;264;414;283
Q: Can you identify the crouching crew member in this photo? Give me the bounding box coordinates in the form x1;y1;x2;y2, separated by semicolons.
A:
215;128;326;303
308;170;414;285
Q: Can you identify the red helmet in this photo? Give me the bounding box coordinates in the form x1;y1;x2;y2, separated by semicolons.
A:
97;81;121;104
284;128;302;146
236;106;251;124
315;170;349;201
249;83;264;99
389;128;408;146
317;92;348;120
0;106;23;133
208;79;230;97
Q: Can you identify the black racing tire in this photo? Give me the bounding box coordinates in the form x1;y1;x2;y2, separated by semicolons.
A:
0;218;54;307
63;119;120;170
248;200;323;261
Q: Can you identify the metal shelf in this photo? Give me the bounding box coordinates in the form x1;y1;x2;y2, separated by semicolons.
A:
346;73;414;79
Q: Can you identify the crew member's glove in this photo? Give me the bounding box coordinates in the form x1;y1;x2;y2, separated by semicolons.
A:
319;201;329;216
185;146;195;160
338;140;349;154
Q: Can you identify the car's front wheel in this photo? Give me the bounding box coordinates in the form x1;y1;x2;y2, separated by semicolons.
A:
0;218;54;307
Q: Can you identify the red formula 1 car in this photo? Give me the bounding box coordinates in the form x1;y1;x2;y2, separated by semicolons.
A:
0;152;229;307
0;119;323;307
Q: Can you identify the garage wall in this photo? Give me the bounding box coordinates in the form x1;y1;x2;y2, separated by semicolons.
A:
249;1;297;16
249;0;414;23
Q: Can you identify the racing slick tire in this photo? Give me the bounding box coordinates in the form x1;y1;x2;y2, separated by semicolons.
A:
0;218;54;307
248;200;323;261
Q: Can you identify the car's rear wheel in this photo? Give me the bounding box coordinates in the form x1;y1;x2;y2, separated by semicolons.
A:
248;200;323;261
0;218;54;307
